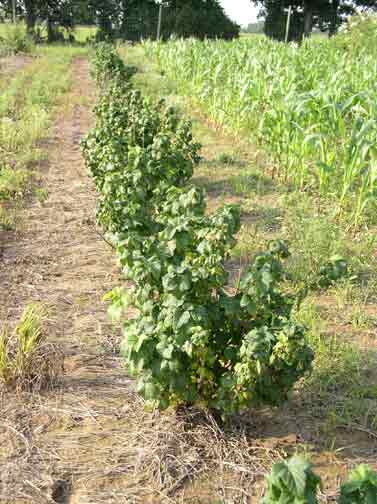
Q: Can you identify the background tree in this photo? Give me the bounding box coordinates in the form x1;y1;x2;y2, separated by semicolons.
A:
39;1;76;42
0;0;239;41
252;0;377;41
119;0;159;41
162;0;239;40
119;0;239;41
0;0;77;38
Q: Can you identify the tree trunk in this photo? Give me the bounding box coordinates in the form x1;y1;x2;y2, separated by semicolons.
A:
329;0;339;37
24;0;37;37
47;16;53;43
303;0;313;39
120;0;129;37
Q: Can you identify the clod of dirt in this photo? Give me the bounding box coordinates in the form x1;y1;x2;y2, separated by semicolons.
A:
51;478;72;504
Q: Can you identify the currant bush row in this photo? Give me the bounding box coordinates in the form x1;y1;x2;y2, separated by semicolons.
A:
82;44;314;416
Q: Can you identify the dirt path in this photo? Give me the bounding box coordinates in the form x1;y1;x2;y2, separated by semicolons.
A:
0;55;32;82
0;58;138;504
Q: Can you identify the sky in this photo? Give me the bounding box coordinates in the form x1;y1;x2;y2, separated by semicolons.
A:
219;0;259;27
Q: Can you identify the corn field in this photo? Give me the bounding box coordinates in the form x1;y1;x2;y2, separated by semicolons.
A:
144;19;377;226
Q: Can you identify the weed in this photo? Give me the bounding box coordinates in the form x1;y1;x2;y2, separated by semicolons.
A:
0;166;30;200
0;205;15;230
262;455;377;504
281;195;374;290
35;186;49;205
0;23;34;55
230;170;276;196
217;152;240;165
0;304;63;392
0;45;86;225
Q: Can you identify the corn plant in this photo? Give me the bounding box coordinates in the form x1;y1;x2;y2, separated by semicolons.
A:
144;16;377;225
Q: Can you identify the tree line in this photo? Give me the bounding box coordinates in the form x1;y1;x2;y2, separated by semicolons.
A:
252;0;377;41
0;0;240;42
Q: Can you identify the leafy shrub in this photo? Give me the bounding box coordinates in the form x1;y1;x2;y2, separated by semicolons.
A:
82;82;200;237
90;42;137;87
339;465;377;504
83;44;314;416
337;14;377;52
262;456;377;503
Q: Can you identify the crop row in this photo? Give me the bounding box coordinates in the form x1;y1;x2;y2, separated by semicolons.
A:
144;20;377;226
82;43;377;502
82;43;313;416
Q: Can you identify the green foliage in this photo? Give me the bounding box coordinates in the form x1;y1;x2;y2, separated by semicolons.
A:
83;44;313;416
336;14;377;51
282;201;353;290
117;0;239;41
0;46;80;229
160;0;239;41
0;166;30;200
257;0;376;41
0;22;34;54
90;42;137;86
144;28;377;225
263;456;320;503
262;457;377;504
339;465;377;504
317;255;348;289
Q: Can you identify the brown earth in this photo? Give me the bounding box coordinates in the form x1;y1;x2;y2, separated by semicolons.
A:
1;56;377;504
0;57;128;503
0;55;33;84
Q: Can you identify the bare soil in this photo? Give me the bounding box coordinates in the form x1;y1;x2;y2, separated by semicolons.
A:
0;58;126;503
1;56;377;504
0;55;33;82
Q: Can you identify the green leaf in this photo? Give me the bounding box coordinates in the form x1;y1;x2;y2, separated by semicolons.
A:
177;310;191;329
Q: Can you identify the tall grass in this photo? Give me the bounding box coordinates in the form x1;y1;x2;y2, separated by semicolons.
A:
0;22;34;55
0;45;87;228
144;16;377;226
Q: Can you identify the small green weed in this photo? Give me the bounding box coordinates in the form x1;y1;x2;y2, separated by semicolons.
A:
262;456;321;503
230;170;276;196
0;166;30;200
35;186;49;205
0;205;15;230
0;304;63;392
282;196;373;290
217;152;240;165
